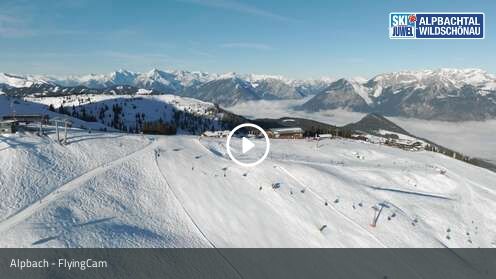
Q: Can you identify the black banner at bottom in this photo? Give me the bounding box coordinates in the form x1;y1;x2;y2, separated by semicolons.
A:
0;248;495;279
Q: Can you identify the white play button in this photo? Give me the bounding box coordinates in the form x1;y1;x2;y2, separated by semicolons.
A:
242;137;255;154
226;123;270;167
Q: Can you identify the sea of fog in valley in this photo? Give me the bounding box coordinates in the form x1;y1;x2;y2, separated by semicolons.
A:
227;99;496;162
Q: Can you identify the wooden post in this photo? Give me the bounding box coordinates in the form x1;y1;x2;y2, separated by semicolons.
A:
56;122;60;143
39;122;43;136
370;206;378;227
64;121;68;144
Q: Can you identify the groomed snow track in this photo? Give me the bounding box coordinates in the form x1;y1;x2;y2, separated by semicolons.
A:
0;139;156;234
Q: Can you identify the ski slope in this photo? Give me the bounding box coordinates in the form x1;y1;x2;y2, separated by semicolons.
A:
1;128;496;248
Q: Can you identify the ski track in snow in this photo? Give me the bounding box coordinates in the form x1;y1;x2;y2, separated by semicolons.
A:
0;138;155;234
154;144;245;279
154;148;216;248
272;164;388;248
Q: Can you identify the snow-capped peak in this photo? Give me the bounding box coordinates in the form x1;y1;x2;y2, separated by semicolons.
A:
244;74;292;83
350;76;368;84
1;68;495;102
367;68;496;96
217;72;239;80
0;73;52;88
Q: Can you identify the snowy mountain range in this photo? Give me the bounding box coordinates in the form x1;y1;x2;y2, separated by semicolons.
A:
2;68;496;120
0;69;331;105
299;69;496;121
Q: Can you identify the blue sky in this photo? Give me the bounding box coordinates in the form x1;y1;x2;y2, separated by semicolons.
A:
0;0;494;78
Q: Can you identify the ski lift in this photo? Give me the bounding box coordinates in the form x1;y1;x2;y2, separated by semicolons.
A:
370;202;389;227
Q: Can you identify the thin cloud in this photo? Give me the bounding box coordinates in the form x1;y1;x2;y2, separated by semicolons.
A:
220;42;274;50
188;48;215;58
102;51;170;61
0;0;36;38
0;1;93;38
0;14;33;37
178;0;293;22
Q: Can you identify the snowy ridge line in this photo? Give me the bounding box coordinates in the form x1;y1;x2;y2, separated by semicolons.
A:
154;147;245;279
0;138;155;234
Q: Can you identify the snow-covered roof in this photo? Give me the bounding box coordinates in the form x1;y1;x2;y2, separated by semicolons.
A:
49;116;72;122
137;88;153;95
202;130;230;137
318;134;333;138
269;127;304;134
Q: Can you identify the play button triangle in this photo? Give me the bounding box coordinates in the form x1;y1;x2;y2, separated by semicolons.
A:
226;123;270;167
242;137;255;154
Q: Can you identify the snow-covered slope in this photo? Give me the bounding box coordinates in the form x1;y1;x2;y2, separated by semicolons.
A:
0;73;53;88
1;129;495;248
0;131;209;248
181;74;261;106
24;94;241;134
0;94;111;131
298;79;371;112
